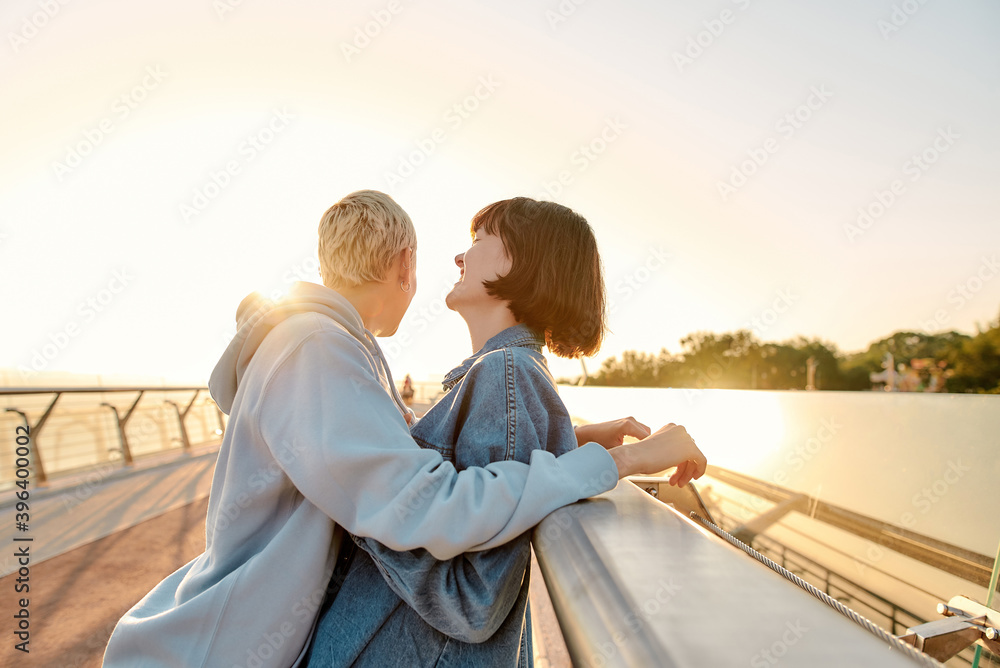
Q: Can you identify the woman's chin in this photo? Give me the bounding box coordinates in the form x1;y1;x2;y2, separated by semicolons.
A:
444;288;461;310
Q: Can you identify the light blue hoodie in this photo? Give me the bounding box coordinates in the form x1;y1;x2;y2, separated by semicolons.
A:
102;282;617;668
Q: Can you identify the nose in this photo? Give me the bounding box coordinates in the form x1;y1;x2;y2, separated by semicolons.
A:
454;253;464;267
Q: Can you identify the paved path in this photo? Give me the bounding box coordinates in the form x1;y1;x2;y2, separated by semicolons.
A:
0;495;211;667
0;447;218;578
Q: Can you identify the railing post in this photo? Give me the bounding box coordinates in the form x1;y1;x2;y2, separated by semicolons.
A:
5;407;49;485
5;392;60;485
164;402;190;451
165;389;199;452
101;404;131;465
101;391;144;466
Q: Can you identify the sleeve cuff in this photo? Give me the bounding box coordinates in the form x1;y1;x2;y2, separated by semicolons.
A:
556;441;619;498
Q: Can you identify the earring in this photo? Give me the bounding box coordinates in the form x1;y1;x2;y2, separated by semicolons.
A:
400;281;410;292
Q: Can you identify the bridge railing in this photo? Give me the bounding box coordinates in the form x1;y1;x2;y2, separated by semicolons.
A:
0;386;225;489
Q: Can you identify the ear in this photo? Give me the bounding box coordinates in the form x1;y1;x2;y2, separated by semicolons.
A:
395;247;411;283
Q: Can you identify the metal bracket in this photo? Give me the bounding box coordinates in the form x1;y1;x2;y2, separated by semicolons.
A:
629;477;717;525
165;389;199;451
101;390;144;465
5;393;59;484
897;595;1000;662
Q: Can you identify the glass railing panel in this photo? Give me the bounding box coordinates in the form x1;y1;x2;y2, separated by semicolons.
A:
0;387;225;489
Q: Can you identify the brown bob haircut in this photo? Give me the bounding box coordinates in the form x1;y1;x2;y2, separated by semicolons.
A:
472;197;606;358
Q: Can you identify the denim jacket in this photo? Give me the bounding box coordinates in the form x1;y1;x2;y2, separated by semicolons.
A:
306;324;579;667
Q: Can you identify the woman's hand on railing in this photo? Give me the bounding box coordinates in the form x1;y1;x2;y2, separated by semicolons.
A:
574;417;650;449
608;423;706;487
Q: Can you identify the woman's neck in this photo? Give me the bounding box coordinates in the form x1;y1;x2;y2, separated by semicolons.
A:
461;304;519;353
336;283;390;334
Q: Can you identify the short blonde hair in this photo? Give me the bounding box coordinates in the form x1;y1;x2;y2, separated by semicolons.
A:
318;190;417;288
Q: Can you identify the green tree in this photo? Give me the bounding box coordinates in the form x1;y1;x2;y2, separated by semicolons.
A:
586;315;998;392
947;317;1000;393
754;338;843;390
593;350;659;387
675;330;759;389
841;331;972;390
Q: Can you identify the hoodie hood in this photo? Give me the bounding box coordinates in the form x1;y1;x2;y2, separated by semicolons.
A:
209;281;373;413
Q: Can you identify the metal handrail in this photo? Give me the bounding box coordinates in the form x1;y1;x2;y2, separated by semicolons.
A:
531;481;940;667
1;386;224;485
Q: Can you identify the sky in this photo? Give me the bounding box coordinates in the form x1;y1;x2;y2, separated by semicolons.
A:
1;0;998;386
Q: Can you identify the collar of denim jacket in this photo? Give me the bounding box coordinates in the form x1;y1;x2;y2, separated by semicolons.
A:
442;323;545;391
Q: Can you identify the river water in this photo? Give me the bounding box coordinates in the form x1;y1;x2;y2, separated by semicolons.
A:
558;386;1000;560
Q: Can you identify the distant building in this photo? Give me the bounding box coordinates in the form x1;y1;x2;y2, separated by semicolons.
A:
869;354;949;392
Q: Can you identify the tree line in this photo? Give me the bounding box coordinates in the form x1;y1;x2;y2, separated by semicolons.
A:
586;311;1000;393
